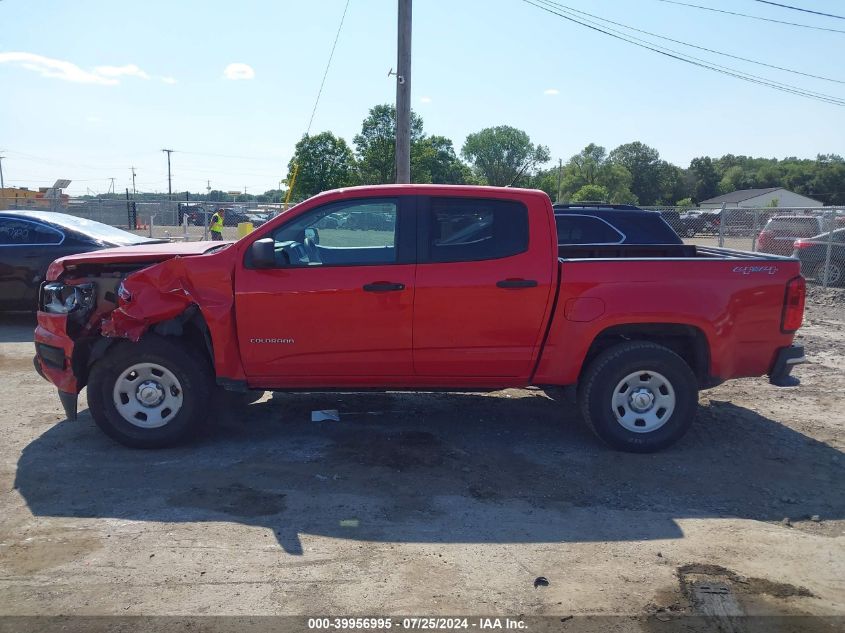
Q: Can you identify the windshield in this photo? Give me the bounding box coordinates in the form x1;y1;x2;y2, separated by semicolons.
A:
8;211;152;246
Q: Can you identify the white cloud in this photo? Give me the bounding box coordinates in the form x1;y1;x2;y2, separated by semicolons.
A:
0;52;160;86
160;76;178;85
419;96;432;103
0;51;117;85
223;62;255;80
85;115;102;123
94;63;150;79
543;88;560;95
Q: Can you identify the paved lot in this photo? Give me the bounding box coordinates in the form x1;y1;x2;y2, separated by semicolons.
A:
0;290;843;625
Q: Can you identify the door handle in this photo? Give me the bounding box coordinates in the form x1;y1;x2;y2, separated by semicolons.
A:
363;282;405;292
496;279;538;289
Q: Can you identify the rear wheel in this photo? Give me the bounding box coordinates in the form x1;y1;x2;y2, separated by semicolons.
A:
814;261;844;287
88;336;213;448
578;341;698;452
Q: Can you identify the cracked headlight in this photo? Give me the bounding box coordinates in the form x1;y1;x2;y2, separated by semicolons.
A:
41;282;96;316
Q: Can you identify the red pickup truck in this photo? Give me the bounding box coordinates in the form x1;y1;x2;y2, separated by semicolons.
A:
33;185;806;452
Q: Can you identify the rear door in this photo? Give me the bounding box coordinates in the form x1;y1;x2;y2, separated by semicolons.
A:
412;195;555;378
234;196;417;381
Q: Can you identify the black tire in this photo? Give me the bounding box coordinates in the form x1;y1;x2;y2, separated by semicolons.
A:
577;341;698;453
87;335;214;448
814;261;844;287
685;227;696;238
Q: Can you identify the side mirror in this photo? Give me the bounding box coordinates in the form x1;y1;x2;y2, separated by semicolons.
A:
250;238;275;268
304;227;320;244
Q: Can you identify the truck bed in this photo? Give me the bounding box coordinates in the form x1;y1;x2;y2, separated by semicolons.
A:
558;244;792;260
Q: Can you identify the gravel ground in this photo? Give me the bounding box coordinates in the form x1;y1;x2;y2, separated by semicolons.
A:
0;290;842;628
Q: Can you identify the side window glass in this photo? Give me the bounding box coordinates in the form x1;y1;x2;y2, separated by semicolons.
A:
31;222;64;244
272;199;397;267
428;198;528;263
0;219;62;245
555;216;624;245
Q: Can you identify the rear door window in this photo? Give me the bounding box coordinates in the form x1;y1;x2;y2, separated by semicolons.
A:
425;198;528;263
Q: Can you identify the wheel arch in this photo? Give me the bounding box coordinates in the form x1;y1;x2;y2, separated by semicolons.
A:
580;323;712;387
75;305;215;389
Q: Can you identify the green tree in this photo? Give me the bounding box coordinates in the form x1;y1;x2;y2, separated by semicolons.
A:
558;144;637;203
608;142;664;204
461;125;550;186
353;104;425;184
689;156;721;203
286;132;355;199
571;184;610;202
412;135;472;184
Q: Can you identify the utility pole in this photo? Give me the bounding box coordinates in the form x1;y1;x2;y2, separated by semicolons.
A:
161;149;174;200
557;159;563;203
395;0;412;184
108;177;116;195
131;167;137;197
206;180;211;200
0;154;5;190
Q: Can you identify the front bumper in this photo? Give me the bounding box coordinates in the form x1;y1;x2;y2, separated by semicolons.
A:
34;313;82;420
768;345;806;387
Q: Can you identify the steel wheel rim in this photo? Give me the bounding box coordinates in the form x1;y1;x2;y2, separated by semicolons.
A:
612;370;676;433
112;362;184;429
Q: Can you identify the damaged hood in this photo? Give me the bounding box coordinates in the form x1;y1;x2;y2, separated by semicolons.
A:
47;240;233;280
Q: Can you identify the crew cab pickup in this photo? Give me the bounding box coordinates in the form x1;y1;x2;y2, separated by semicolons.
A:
34;185;807;452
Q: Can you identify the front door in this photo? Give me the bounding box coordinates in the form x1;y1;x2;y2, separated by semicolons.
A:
235;197;416;382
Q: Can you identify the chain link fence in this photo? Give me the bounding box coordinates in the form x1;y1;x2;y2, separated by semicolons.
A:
0;196;285;241
644;204;844;288
2;196;843;287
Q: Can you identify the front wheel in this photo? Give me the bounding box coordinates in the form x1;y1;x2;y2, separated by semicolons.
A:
578;341;698;452
88;336;213;448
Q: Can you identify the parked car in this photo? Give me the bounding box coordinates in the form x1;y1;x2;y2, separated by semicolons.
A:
177;203;208;226
679;211;719;237
35;185;805;453
219;208;265;227
793;228;845;286
553;204;683;245
757;216;824;256
0;211;158;311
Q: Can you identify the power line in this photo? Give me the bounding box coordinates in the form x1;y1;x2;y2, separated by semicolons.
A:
540;0;844;84
531;0;845;104
305;0;352;137
177;150;285;162
751;0;845;20
522;0;845;105
655;0;845;33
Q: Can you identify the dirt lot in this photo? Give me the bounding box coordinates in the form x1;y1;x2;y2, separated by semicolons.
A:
0;289;843;628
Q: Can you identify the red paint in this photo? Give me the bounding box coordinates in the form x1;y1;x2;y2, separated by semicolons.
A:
34;184;804;397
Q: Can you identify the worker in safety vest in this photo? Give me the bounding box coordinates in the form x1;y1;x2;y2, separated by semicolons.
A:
209;208;225;241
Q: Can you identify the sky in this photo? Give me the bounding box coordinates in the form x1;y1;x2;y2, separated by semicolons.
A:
0;0;843;196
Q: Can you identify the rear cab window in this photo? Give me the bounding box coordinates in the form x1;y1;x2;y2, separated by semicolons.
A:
766;217;821;237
